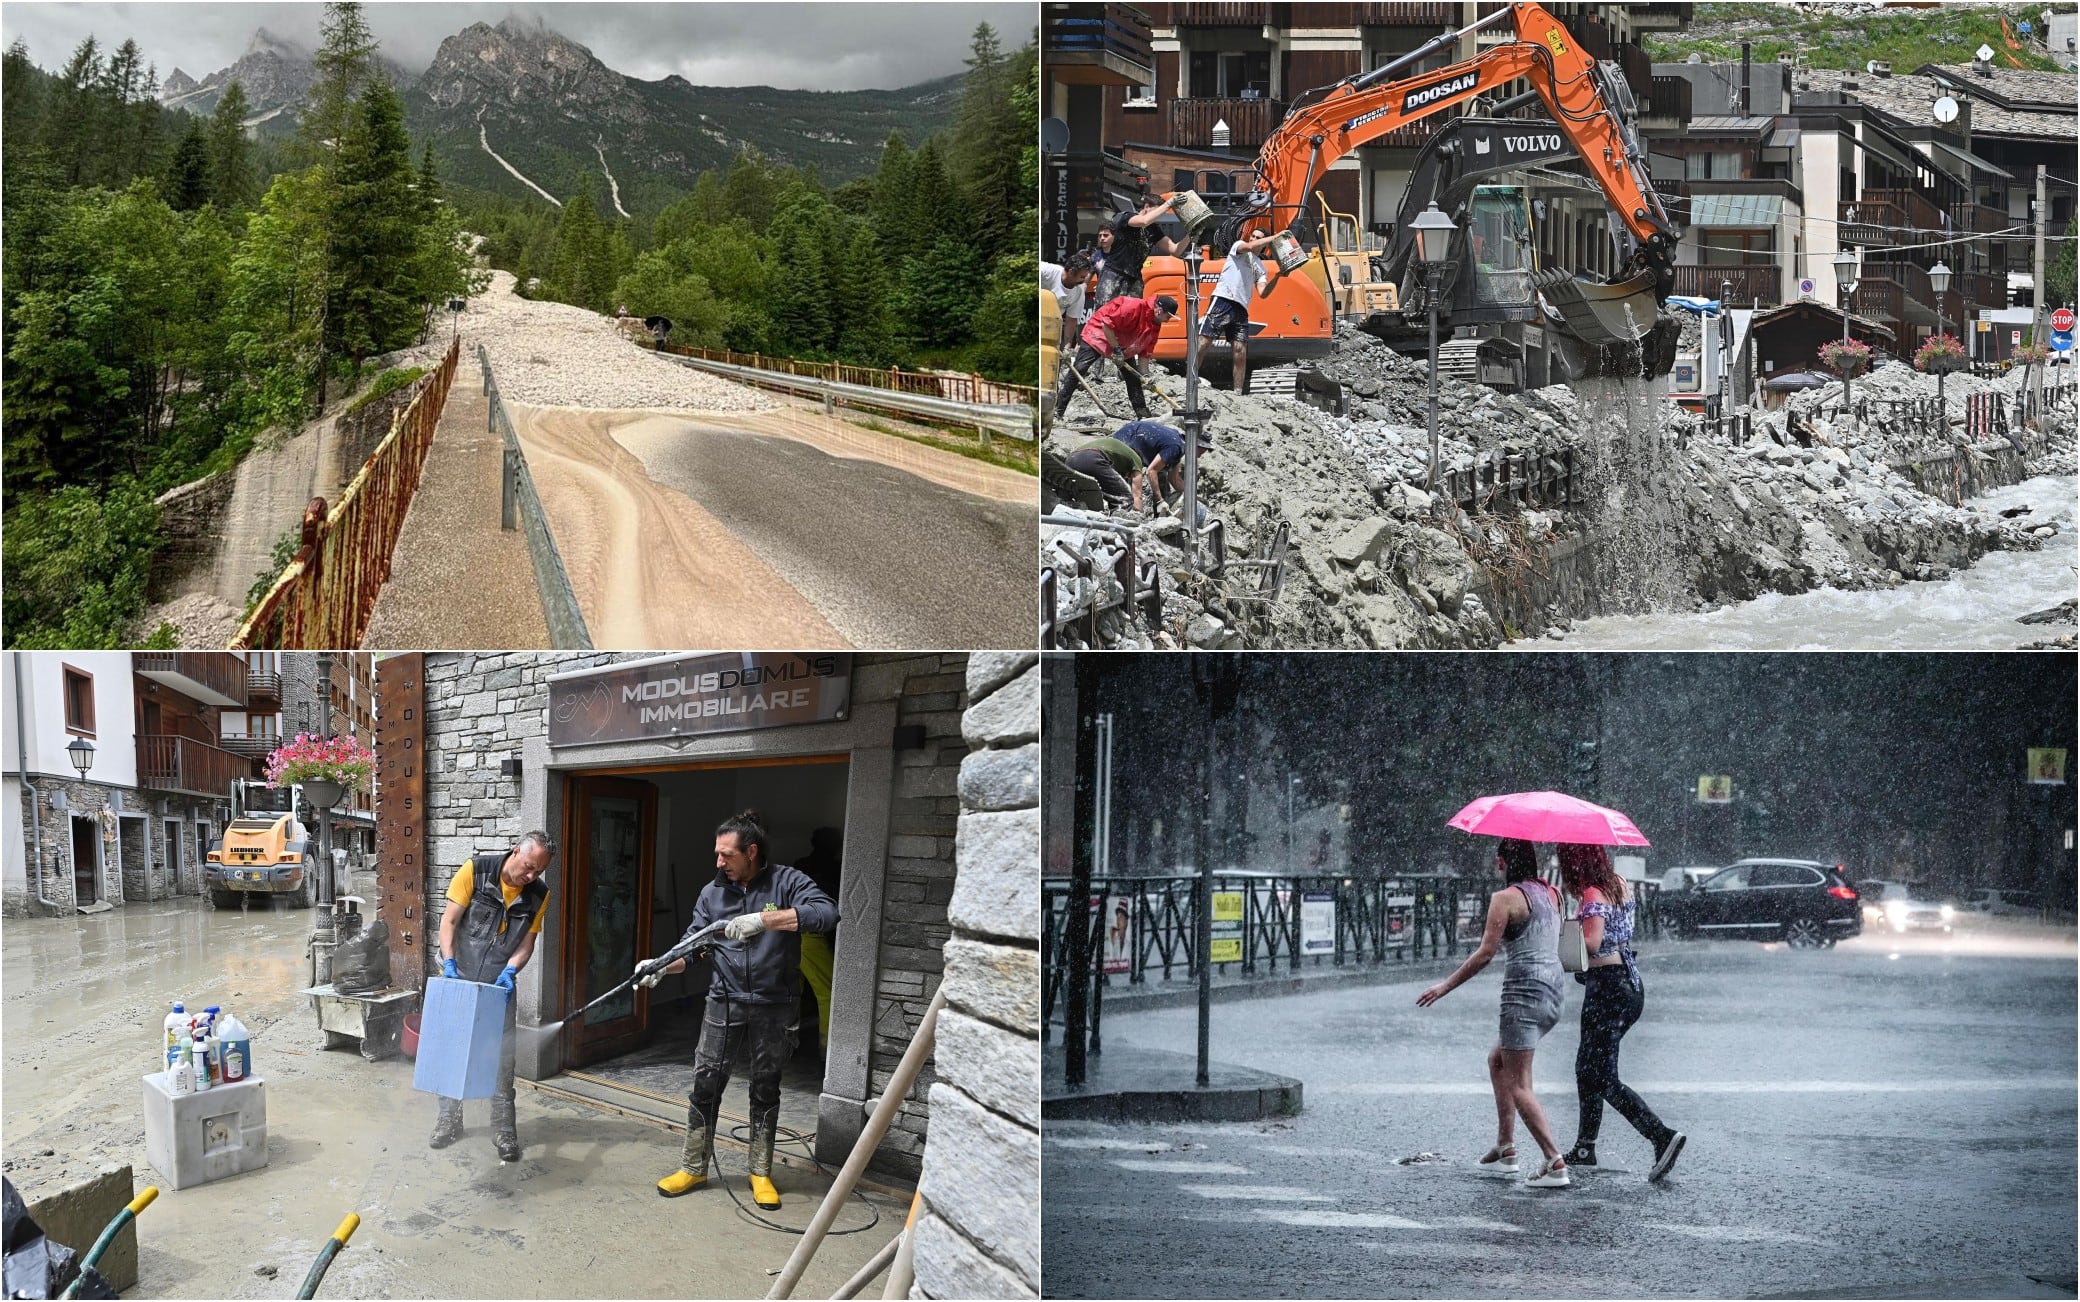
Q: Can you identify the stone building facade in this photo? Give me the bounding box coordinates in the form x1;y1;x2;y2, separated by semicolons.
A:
912;652;1041;1298
384;651;1028;1180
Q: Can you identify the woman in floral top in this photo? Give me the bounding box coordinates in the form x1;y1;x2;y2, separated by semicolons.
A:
1558;843;1687;1183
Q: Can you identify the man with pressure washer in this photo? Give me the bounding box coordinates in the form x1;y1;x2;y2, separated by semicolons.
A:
429;832;554;1162
641;810;838;1211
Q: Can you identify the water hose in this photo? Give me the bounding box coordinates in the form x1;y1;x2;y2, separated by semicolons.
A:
878;1192;923;1300
294;1213;360;1300
57;1186;157;1299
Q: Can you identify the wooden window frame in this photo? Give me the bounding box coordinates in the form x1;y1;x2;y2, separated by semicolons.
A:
62;665;96;738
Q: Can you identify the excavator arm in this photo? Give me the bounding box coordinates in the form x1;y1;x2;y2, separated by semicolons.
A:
1245;2;1676;298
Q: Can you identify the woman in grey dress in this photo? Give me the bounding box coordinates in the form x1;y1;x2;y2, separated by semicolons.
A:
1417;838;1571;1187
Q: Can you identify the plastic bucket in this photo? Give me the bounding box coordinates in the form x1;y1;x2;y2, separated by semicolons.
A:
402;1013;422;1059
1271;233;1311;273
1170;190;1214;237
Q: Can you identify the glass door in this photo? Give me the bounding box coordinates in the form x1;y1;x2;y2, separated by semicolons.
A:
565;774;657;1065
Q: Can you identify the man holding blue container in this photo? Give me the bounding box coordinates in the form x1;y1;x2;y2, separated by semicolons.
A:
426;832;554;1161
643;810;838;1211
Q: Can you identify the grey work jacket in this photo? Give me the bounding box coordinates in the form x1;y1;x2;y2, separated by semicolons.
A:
680;863;838;1007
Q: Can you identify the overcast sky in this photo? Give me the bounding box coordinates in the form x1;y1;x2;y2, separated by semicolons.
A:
1;2;1033;91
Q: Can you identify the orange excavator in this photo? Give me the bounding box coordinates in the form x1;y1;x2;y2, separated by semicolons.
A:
1138;0;1683;383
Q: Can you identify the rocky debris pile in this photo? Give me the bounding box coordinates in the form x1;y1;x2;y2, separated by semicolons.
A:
132;592;246;649
1046;323;2070;649
463;270;774;412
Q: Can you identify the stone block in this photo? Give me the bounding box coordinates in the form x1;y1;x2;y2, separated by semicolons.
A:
889;834;942;859
912;1208;1036;1299
1329;517;1396;567
966;651;1037;701
853;656;944;701
19;1165;139;1293
958;744;1038;813
960;666;1038;748
943;938;1040;1036
897;765;959;799
935;1009;1039;1130
950;808;1039;941
917;1083;1039;1285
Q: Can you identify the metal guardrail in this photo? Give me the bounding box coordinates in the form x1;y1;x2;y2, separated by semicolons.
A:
480;345;593;650
233;337;459;649
652;346;1037;444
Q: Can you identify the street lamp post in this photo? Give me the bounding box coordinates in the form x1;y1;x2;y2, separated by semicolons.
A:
1929;260;1952;420
1181;242;1205;572
65;737;95;779
1834;248;1860;419
1410;203;1458;494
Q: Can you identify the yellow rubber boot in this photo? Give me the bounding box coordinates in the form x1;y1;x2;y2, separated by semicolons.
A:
657;1123;709;1197
748;1174;782;1210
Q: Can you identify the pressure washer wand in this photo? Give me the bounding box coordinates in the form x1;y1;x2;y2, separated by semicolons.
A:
561;917;733;1025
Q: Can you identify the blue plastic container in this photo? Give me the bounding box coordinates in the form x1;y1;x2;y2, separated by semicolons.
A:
411;977;508;1099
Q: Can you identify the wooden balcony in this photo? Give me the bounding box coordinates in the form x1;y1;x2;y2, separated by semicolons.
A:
1863;187;1944;233
1630;2;1694;30
1960;203;2010;235
138;734;256;798
218;733;280;760
1167;95;1285;151
1169;1;1460;25
1675;263;1782;307
1643;74;1692;129
1845;277;1905;329
133;652;246;707
1045;4;1155;85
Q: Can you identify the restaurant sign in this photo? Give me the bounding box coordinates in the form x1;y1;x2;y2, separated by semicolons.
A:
547;653;851;747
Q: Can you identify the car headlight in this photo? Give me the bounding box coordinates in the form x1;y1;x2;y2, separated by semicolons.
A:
1939;904;1955;921
1885;899;1908;920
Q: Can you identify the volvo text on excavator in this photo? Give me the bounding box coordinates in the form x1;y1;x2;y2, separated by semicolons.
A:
1136;1;1683;385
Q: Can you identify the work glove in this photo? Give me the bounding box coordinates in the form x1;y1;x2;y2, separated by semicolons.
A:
723;912;768;942
441;957;459;980
495;966;517;992
635;959;665;990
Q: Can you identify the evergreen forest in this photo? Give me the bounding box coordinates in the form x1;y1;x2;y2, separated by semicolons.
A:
1;7;1036;650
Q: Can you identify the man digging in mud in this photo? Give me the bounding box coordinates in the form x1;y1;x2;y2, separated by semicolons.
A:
429;832;554;1162
641;811;838;1210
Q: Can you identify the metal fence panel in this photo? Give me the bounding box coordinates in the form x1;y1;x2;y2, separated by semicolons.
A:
233;338;460;649
654;344;1038;441
481;347;594;650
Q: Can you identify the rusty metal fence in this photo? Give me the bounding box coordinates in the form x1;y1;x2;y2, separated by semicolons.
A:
232;337;460;649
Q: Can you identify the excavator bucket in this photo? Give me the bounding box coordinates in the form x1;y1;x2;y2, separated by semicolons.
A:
1534;267;1680;379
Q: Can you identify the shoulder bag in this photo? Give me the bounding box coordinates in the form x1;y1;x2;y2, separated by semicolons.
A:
1558;887;1588;973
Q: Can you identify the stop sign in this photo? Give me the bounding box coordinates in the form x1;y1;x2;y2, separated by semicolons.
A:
2052;307;2076;333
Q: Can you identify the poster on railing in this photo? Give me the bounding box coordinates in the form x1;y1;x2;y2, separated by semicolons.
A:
1099;894;1131;974
1387;894;1416;945
1210;891;1244;964
1300;891;1336;956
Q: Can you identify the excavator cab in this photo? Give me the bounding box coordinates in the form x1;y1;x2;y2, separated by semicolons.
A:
1462;186;1538;315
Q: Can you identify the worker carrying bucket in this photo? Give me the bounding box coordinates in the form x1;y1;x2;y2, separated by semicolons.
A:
426;833;555;1162
641;810;838;1211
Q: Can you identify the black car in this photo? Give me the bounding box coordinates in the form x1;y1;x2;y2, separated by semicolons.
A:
1660;858;1863;948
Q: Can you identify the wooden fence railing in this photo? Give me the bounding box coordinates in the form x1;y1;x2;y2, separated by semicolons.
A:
231;336;461;649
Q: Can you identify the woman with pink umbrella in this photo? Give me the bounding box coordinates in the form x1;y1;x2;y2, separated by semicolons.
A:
1557;843;1686;1182
1415;837;1571;1189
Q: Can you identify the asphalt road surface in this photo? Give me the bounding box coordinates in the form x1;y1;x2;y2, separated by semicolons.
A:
1044;930;2078;1299
615;418;1032;648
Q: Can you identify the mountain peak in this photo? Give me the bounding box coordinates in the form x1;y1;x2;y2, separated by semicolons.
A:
244;27;308;60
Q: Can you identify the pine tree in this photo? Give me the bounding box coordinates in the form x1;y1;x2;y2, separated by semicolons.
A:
835;225;893;365
869;133;912;245
208;82;256;211
167;124;213;211
554;180;605;309
722;150;778;233
305;2;378;163
327;78;421;375
51;37;103;186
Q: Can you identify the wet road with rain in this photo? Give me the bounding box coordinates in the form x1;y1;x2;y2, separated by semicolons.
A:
1043;926;2077;1299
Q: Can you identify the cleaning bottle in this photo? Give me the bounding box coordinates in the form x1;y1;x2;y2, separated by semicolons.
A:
164;1002;187;1071
217;1013;251;1084
170;1036;195;1094
193;1028;214;1091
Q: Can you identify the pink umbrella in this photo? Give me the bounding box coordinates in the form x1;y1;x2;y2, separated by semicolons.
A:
1447;790;1651;847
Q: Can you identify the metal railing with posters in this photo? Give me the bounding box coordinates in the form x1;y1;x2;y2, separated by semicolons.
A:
1044;871;1670;1041
650;342;1039;444
1042;873;1472;1042
232;337;460;649
481;346;593;651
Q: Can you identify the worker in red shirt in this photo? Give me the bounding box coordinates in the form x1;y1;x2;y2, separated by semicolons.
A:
1052;293;1178;424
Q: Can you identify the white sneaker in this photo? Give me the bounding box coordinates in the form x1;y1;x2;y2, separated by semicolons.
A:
1526;1155;1571;1188
1476;1145;1518;1176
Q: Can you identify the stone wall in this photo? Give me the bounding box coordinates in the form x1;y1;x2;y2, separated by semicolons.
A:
148;472;237;600
4;782;211;917
335;376;427;475
912;651;1040;1300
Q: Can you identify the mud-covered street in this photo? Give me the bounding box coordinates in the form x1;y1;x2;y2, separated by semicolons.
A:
2;900;903;1299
